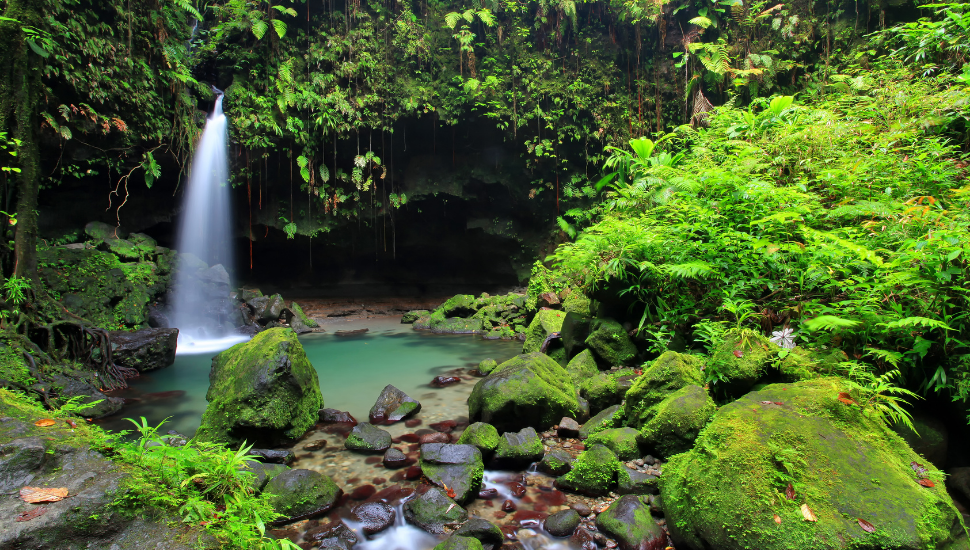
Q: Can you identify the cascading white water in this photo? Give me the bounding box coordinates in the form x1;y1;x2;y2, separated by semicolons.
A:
171;92;247;354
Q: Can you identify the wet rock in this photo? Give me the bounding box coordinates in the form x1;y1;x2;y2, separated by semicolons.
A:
289;301;319;329
147;305;170;328
434;535;484;550
108;327;178;372
50;375;123;419
501;499;516;512
419;443;484;504
545;509;581;537
420;432;451;444
585;318;637;367
538;292;561;308
468;352;582;433
345;423;392;453
319;408;358;425
335;328;369;336
539;449;574;477
383;448;409;469
595;495;666;550
249;448;295;465
243;462;289;491
403;487;468;534
478;488;498;499
494;427;543;466
402;310;430;324
571;526;598;550
430;420;458;433
617;467;658;495
249;294;287;323
195;329;322;447
585;428;644;461
306;520;358;550
571;502;592;517
638;384;716;458
303;440;327;451
556;444;621;497
579;404;622;440
352;501;396;535
477;358;499;375
648;494;664;516
557;417;581;438
456;422;500;454
263;469;342;522
369;384;422;424
431;376;462;387
522;310;567;363
453;518;504;550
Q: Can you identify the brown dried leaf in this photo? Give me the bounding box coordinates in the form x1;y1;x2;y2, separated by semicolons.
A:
733;350;744;358
773;514;782;524
837;392;857;405
16;508;48;522
800;504;817;522
918;478;935;488
33;419;56;427
19;486;68;503
785;482;795;500
65;419;77;429
858;518;875;532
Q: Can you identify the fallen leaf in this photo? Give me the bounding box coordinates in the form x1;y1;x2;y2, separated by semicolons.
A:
16;508;48;522
918;478;935;488
785;482;795;500
837;392;856;405
33;419;56;427
773;401;784;406
733;350;744;358
760;401;775;405
773;514;782;524
65;419;77;429
911;461;928;478
858;518;875;532
800;504;817;522
20;486;68;503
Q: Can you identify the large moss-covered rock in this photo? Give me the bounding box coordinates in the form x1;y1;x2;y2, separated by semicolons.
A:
494;427;543;465
456;422;500;453
290;301;319;328
467;352;582;433
196;328;323;446
585;427;643;461
579;404;623;439
660;377;970;550
581;368;637;414
345;423;392;453
562;290;595;317
585;318;637;367
639;384;715;458
419;443;484;504
596;495;667;550
403;487;468;534
439;294;479;317
709;329;776;394
523;309;566;354
623;351;704;430
263;469;341;521
565;349;599;385
108;328;178;372
431;316;485;334
556;444;622;496
477;358;499;375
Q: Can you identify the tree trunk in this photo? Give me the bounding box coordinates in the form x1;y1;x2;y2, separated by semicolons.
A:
0;0;44;281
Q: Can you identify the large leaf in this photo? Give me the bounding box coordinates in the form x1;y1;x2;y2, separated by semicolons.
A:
803;315;862;332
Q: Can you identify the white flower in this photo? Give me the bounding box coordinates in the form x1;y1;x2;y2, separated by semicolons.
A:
770;327;796;349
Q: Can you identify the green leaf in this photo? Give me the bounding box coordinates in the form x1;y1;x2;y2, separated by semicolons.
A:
27;39;48;58
803;315;862;331
880;317;953;331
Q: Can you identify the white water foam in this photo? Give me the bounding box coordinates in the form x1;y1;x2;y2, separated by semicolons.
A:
345;501;438;550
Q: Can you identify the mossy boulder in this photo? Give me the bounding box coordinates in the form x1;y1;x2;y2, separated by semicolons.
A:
580;404;623;439
345;423;392;453
617;467;659;495
623;351;704;430
561;312;592;360
290;301;319;328
419;443;484;504
431;316;485;334
263;469;341;521
402;310;430;324
456;422;500;453
453;518;504;550
709;329;776;394
439;294;479;317
639;385;715;458
101;238;141;260
565;349;599;385
562;290;595;317
585;318;637;367
581;368;637;414
477;358;499;375
128;232;157;255
660;377;970;550
523;309;566;353
586;427;644;461
403;487;468;534
494;427;544;465
434;536;484;550
595;494;667;550
196;328;323;446
467;352;582;433
84;220;121;240
539;449;574;476
556;444;622;496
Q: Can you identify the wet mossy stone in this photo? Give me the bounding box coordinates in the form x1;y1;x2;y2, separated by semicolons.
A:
108;327;178;372
453;518;503;550
402;310;429;324
370;384;421;423
100;237;141;260
84;220;122;240
566;349;599;386
439;294;479;317
623;351;704;430
561;312;592;359
467;352;582;433
456;422;500;453
419;443;484;504
195;328;323;447
290;301;319;328
579;404;623;440
263;469;341;522
660;377;970;550
477;358;499;375
639;384;716;458
345;423;392;453
434;536;484;550
585;427;644;461
403;486;469;534
617;466;659;495
595;494;667;550
494;427;544;465
239;287;263;301
431;316;485;334
249;294;287;323
562;290;595;317
709;329;776;395
128;232;157;255
545;508;581;537
523;309;566;354
585;318;637;367
581;368;637;414
243;462;289;492
413;316;432;330
539;448;574;476
556;444;622;496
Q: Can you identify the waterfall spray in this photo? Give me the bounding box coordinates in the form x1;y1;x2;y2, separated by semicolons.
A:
171;89;247;353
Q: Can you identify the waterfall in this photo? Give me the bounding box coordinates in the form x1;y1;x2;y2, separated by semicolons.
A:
170;91;247;354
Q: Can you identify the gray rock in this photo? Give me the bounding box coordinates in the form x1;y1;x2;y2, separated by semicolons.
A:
108;328;179;372
419;443;484;504
263;469;341;521
383;448;408;469
242;462;289;491
305;520;358;550
539;449;574;476
453;518;504;550
249;448;295;465
345;423;392;453
0;436;46;491
249;294;286;323
617;466;658;495
558;417;580;438
403;487;468;534
494;427;543;466
51;375;123;419
595;494;667;550
369;384;421;424
545;509;581;537
352;501;396;535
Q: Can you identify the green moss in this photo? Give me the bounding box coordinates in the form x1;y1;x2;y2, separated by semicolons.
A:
434;536;484;550
586;428;644;461
566;348;599;385
495;427;544;463
585;318;637;367
580;404;623;439
562;290;594;317
639;385;716;458
438;294;479;317
523;309;566;354
709;329;775;394
558;444;622;496
456;422;500;452
0;340;34;387
623;351;705;430
290;301;319;328
660;377;969;550
581;368;636;413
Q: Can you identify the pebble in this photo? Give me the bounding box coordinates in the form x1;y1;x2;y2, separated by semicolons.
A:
572;502;592;516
